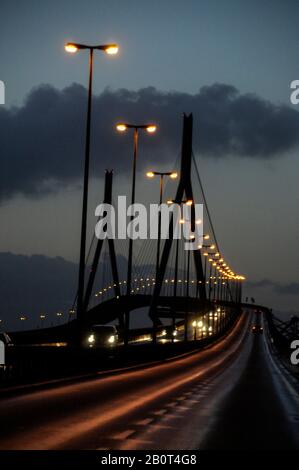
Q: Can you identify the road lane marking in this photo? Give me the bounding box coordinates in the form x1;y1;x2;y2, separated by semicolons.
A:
112;429;135;440
168;401;179;407
153;409;167;416
149;423;174;430
186;398;201;404
3;315;248;451
118;437;153;449
135;418;153;426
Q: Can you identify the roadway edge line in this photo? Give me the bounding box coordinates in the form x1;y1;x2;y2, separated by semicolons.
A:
0;313;244;399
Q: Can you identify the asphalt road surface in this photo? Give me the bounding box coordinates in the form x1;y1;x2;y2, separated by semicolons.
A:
0;310;298;450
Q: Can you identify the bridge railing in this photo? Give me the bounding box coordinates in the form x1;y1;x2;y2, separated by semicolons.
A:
0;303;241;388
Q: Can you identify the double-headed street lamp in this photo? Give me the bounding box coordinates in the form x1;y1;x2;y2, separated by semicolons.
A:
146;170;178;345
202;244;216;285
39;313;46;328
165;199;194;297
116;123;157;340
207;253;220;301
65;42;118;325
65;43;118;54
56;311;63;325
209;255;231;301
146;171;178;281
166;203;196;342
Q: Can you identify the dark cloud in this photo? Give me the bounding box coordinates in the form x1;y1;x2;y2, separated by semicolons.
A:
274;282;299;296
247;279;299;296
1;82;299;200
246;279;275;289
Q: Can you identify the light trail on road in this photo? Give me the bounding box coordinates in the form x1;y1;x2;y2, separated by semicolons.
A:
0;309;297;450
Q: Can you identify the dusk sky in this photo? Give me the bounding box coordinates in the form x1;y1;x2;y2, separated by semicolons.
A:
1;0;299;315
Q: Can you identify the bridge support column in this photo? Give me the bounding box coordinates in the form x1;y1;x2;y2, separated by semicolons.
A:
83;171;123;328
150;114;206;342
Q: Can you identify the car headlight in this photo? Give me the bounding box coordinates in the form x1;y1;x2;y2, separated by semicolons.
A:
108;335;116;344
88;334;95;344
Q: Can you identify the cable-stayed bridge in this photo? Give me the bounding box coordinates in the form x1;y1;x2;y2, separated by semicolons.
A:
76;113;244;337
0;114;298;452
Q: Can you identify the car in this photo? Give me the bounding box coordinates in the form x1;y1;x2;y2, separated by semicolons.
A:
157;327;178;342
84;325;118;348
0;332;13;368
252;325;263;334
0;332;13;346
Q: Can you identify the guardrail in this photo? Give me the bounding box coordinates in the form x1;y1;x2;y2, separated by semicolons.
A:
0;305;240;388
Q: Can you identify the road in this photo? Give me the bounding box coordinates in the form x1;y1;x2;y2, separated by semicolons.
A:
0;310;298;450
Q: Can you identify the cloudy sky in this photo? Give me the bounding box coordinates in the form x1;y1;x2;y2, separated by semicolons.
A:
0;0;299;313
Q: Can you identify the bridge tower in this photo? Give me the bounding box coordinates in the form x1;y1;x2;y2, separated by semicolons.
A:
83;170;124;328
150;114;206;332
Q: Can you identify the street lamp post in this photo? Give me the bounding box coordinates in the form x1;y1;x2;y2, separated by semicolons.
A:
183;232;209;341
166;199;193;339
166;198;193;297
185;241;192;341
172;207;197;342
202;244;215;289
117;123;156;343
56;312;63;325
65;42;118;328
212;262;218;301
208;258;213;301
39;313;46;328
146;171;177;281
192;320;197;341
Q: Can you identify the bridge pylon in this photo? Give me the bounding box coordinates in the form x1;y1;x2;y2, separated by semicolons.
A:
150;114;206;337
84;170;123;328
